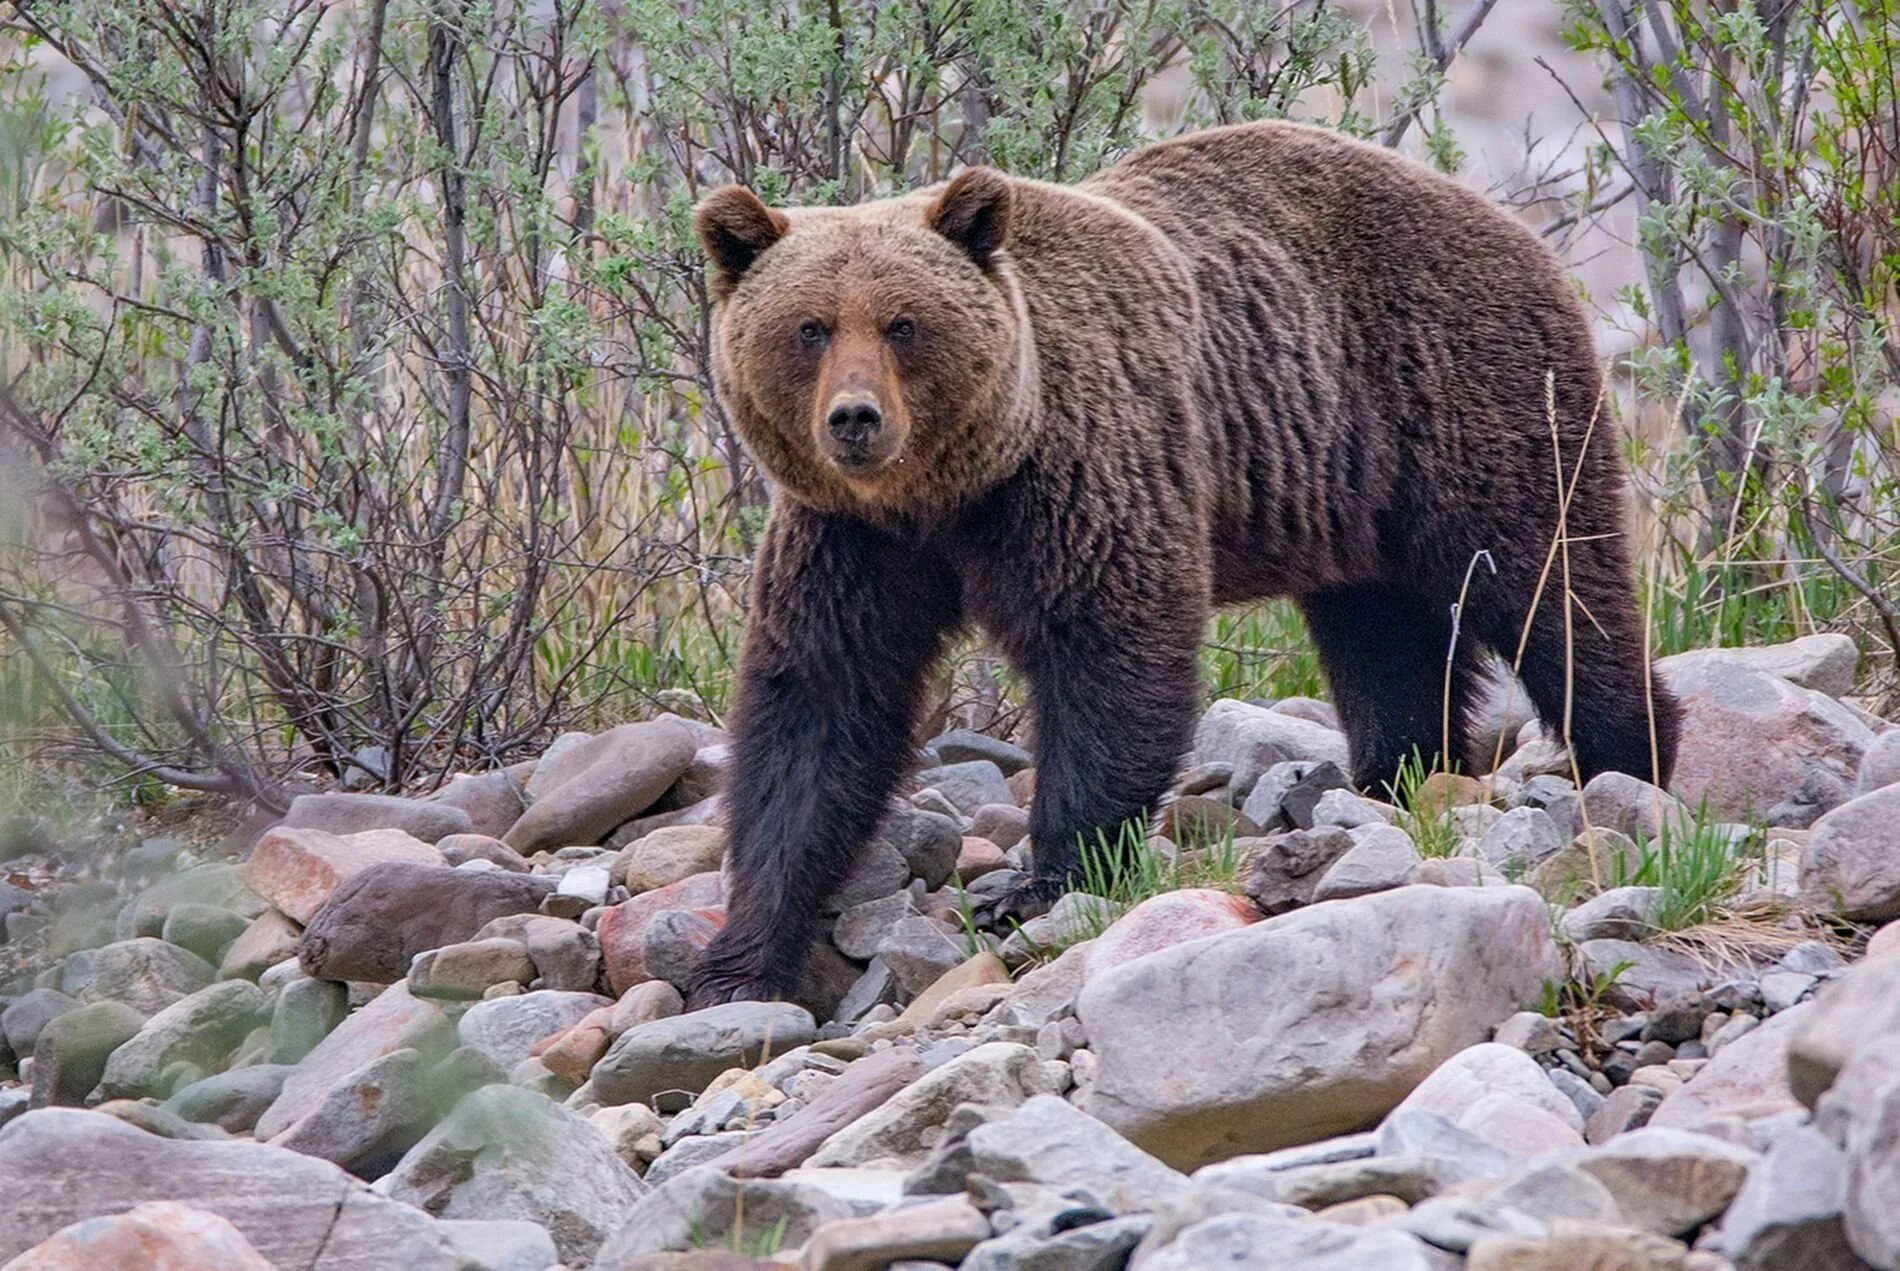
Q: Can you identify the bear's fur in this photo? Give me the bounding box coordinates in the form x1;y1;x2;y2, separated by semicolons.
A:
688;121;1681;1005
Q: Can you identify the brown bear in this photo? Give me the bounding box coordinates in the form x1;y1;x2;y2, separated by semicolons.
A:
687;120;1680;1006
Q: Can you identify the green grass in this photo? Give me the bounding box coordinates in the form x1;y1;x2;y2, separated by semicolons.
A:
1607;802;1760;933
1386;750;1466;860
1202;601;1327;702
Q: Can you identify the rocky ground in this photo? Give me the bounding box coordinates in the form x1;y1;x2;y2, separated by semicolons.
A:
3;633;1900;1269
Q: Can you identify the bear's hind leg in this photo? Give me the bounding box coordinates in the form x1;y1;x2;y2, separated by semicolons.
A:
1300;582;1483;796
1471;545;1680;787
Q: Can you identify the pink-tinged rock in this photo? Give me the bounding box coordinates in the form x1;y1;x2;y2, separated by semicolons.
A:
244;826;443;925
253;983;453;1141
1390;1042;1585;1135
436;833;531;872
1083;888;1260;983
1868;921;1900;961
504;719;698;855
1667;659;1874;827
533;1006;616;1085
1800;784;1900;921
1457;1093;1585;1156
597;872;724;995
1651;999;1812;1129
6;1200;274;1270
956;836;1009;883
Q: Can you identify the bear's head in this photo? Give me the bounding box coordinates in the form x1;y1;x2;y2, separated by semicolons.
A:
694;169;1036;518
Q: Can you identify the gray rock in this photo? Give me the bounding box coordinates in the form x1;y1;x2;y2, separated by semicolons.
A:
376;1084;645;1263
1844;1066;1900;1269
1310;825;1421;901
1308;788;1388;830
1484;1160;1623;1226
218;908;304;981
1241;760;1353;833
117;863;266;940
284;792;473;844
1549;1068;1606;1124
505;719;699;855
967;1094;1188;1211
1779;940;1845;976
1581;771;1695;844
164;1065;295;1133
642;1128;757;1186
408;937;537;999
2;988;79;1058
879;915;971;996
592;1001;817;1110
97;980;265;1100
456;988;610;1073
876;806;965;889
1475;806;1565;871
1193;699;1351;802
298;862;556;983
835;892;922;960
1371;1107;1519;1181
1801;784;1900;921
1560;886;1663;942
1659;635;1861;699
0;1106;533;1268
1493;1011;1564;1055
1667;658;1874;827
931;728;1033;776
1080;884;1559;1169
1243;827;1357;915
265;975;348;1065
1141;1213;1439;1271
69;938;215;1016
254;982;455;1141
1789;955;1900;1111
436;832;533;872
834;958;901;1025
1577;939;1709;1010
802;1194;992;1269
160;902;250;965
915;760;1015;814
962;1214;1151;1270
1204;1150;1461;1207
1857;730;1900;796
825;841;913;913
430;763;534;840
807;1042;1061;1168
1761;970;1817;1015
273;1047;440;1175
1560;1126;1759;1236
29;1000;143;1107
1722;1124;1857;1271
1586;1083;1663;1144
593;1165;852;1265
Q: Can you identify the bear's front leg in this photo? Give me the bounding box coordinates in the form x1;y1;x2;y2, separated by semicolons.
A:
977;603;1204;928
689;507;961;1009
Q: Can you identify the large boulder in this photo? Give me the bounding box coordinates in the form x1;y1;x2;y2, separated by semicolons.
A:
254;982;454;1142
376;1085;647;1265
1079;884;1560;1169
245;826;444;924
96;981;265;1101
297;862;555;983
1666;659;1874;827
0;1108;557;1269
504;719;698;855
1192;699;1351;800
5;1201;273;1270
1659;634;1861;699
66;937;214;1016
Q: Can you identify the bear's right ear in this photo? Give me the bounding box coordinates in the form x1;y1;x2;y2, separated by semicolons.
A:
928;167;1012;269
694;186;788;298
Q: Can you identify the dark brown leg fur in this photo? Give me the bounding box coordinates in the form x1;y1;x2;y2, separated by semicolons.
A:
1301;582;1484;795
689;508;961;1008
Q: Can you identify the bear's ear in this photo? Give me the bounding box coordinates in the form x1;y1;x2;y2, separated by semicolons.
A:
694;186;788;297
928;167;1012;269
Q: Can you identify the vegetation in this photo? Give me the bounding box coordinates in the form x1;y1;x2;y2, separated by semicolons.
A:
0;0;1894;811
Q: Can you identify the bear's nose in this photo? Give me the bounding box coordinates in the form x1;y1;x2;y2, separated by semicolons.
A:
826;396;882;446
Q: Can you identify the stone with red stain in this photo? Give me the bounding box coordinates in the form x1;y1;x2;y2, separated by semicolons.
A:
5;1200;274;1271
641;906;729;988
597;872;725;995
252;983;454;1142
1083;888;1261;983
244;826;443;925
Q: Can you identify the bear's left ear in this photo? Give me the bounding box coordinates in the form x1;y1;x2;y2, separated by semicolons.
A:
928;167;1012;269
695;186;789;298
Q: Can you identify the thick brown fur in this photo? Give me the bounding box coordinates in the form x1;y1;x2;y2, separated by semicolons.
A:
688;122;1682;1005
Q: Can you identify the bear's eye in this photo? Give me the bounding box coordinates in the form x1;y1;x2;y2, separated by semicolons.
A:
797;319;827;347
886;317;917;344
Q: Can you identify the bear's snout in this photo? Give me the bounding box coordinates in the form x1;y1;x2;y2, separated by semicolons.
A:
819;389;899;473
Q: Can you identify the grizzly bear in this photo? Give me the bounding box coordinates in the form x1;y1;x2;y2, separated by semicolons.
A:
687;121;1681;1005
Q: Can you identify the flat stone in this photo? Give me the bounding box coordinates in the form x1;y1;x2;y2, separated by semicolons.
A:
282;792;472;843
428;763;534;840
962;1213;1153;1270
163;1065;294;1133
408;937;537;999
218;908;304;981
1140;1213;1438;1271
913;761;1014;814
1311;825;1422;901
1465;1219;1691;1270
931;728;1032;775
0;1107;553;1269
298;862;555;983
1560;1127;1759;1236
592;1002;816;1109
1080;884;1559;1169
505;719;698;855
800;1194;990;1270
706;1047;926;1178
272;1047;440;1175
1193;699;1352;802
616;826;728;895
806;1042;1061;1168
967;1094;1189;1210
254;982;454;1141
1476;806;1565;871
376;1084;647;1264
1659;635;1862;699
1561;887;1664;942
